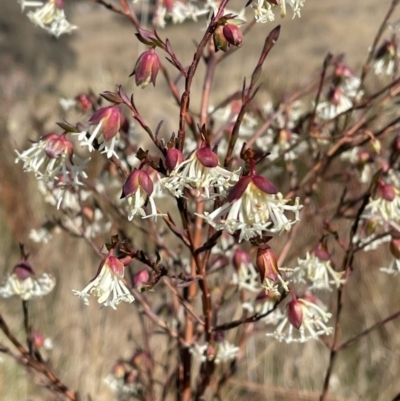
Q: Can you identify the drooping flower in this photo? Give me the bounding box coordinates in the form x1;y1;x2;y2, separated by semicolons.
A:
76;106;122;159
160;145;240;198
26;0;77;37
257;244;290;294
362;180;400;225
290;246;345;290
373;40;397;76
130;48;160;88
266;293;332;343
121;169;164;220
199;169;301;241
15;132;86;185
0;262;55;300
317;64;363;120
72;253;134;309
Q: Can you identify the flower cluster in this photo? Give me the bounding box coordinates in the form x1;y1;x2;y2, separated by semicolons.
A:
290;248;345;291
15;133;87;185
73;252;134;309
317;63;363;120
0;262;55;301
200;171;301;241
75;106;123;159
161;146;240;198
251;0;306;23
19;0;77;37
266;293;333;343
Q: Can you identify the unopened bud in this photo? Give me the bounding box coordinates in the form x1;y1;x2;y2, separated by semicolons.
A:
130;49;160;88
195;146;219;168
13;262;35;280
223;24;243;48
312;243;330;261
133;269;150;291
75;93;93;112
121;170;154;199
256;244;279;283
233;246;251;271
376;181;396;202
165;148;183;170
44;133;73;160
287;297;303;329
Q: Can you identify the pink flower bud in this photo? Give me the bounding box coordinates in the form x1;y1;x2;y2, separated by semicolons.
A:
13;262;35;280
88;106;122;141
44;133;73;160
334;64;354;79
233;246;251;271
256;244;279;282
213;25;229;52
75;93;93;112
32;331;45;349
222;24;243;48
376;181;396;202
121;170;154;198
130;49;160;89
390;239;400;260
165;148;183;170
287;297;303;329
312;243;330;261
104;255;124;277
112;362;126;379
133;269;150;290
195;146;219;168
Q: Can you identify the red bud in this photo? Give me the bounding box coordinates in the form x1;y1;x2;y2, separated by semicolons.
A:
130;49;160;88
287;298;303;329
165;148;183;170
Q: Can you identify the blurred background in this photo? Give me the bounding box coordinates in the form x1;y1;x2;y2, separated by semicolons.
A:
1;0;399;400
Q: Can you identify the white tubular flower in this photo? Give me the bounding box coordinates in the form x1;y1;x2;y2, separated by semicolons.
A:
76;106;123;159
380;239;400;275
267;294;332;343
251;0;305;22
18;0;43;11
15;132;80;183
161;145;240;199
231;247;261;293
290;248;345;291
26;0;77;38
373;40;396;76
362;181;400;225
0;262;55;300
121;169;165;220
199;171;301;241
190;340;239;364
316;86;354;120
73;254;134;309
317;64;363;120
